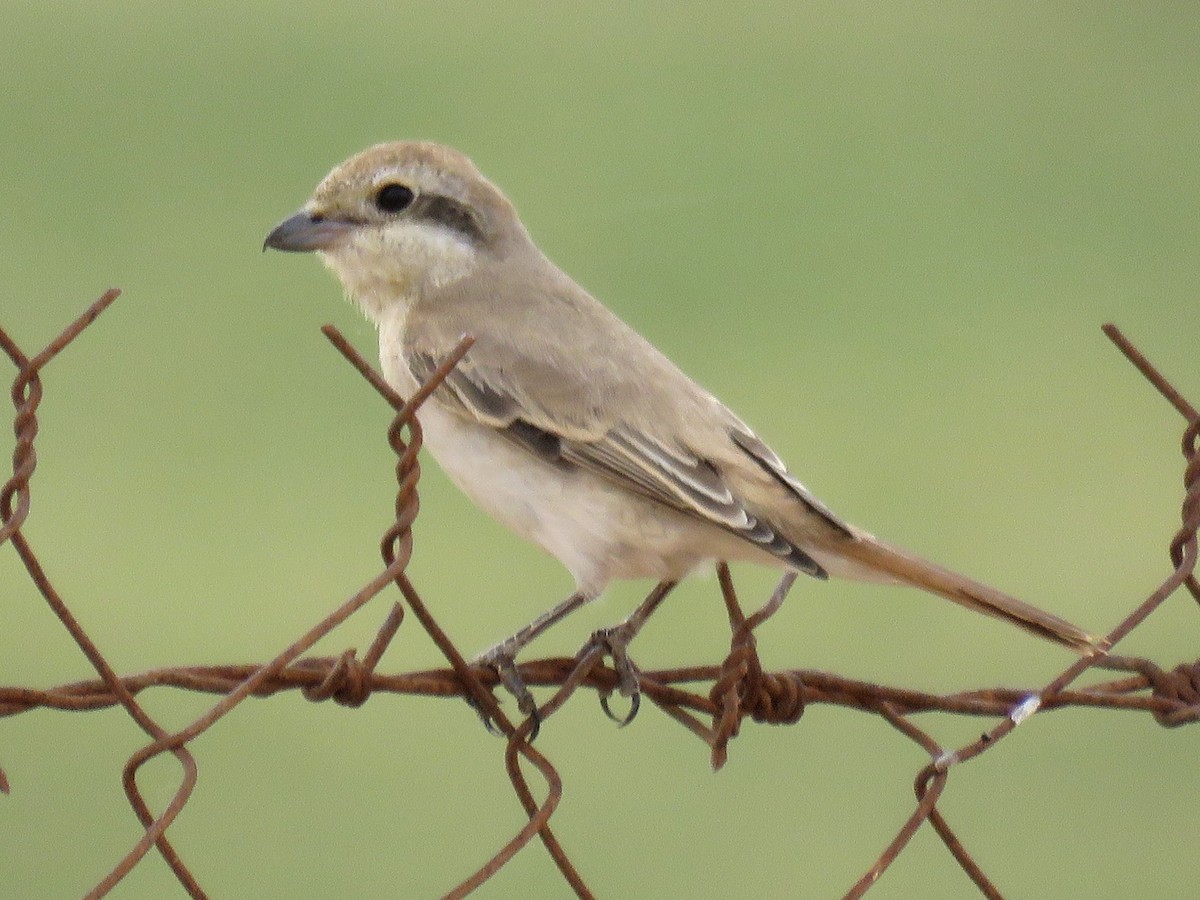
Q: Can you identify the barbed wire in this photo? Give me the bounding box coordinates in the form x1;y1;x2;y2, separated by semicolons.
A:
1;291;1196;898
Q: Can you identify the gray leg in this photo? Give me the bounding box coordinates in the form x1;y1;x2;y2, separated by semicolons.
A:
474;590;594;716
589;580;678;724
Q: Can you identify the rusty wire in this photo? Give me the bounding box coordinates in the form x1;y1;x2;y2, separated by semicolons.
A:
2;293;1196;898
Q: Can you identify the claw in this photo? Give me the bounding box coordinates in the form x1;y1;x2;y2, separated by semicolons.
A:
492;654;538;717
599;691;640;726
468;695;541;741
472;642;540;738
588;623;643;726
465;693;506;737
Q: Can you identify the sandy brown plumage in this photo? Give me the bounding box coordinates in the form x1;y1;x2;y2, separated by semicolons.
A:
266;140;1101;655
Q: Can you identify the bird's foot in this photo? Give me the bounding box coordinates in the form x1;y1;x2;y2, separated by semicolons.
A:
472;641;540;737
587;622;642;726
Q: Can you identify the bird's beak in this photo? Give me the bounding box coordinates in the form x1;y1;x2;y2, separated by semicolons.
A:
263;211;357;253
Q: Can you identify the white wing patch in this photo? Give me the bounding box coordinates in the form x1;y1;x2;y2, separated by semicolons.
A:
729;425;853;537
409;352;828;577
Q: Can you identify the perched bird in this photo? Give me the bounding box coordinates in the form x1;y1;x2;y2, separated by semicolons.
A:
265;141;1099;714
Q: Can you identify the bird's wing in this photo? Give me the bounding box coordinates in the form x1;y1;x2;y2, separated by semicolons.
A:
403;283;841;577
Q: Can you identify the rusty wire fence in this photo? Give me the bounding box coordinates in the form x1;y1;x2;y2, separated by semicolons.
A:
2;290;1197;898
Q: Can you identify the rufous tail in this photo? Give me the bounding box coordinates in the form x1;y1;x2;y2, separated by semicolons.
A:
835;536;1103;654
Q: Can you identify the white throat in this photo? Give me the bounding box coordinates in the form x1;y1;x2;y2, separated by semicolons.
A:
319;220;479;326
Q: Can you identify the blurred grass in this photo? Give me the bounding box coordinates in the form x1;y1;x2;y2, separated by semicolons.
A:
2;2;1197;897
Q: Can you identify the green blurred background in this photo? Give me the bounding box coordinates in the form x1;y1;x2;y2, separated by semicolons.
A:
2;3;1197;897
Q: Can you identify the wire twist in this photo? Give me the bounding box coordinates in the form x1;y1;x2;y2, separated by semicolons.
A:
1;300;1195;898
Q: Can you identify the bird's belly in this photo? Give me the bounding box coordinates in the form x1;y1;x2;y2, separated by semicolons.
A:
415;403;761;593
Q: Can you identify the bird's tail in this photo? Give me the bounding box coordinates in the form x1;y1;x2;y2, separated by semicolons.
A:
827;535;1103;654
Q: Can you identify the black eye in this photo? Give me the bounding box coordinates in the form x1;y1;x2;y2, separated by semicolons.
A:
374;183;414;213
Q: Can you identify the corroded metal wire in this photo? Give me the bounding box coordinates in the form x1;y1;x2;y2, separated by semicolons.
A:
1;297;1195;898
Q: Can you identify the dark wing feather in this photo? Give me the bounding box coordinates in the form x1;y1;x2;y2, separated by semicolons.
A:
729;426;854;537
409;351;827;577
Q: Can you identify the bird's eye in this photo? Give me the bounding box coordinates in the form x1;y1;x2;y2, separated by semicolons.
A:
374;183;415;213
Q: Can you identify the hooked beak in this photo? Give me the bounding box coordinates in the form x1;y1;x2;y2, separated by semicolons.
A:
263;211;357;253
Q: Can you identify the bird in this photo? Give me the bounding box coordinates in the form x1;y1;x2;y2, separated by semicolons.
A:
265;140;1100;716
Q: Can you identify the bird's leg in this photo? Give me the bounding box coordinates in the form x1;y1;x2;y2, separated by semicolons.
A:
589;580;678;725
474;590;593;718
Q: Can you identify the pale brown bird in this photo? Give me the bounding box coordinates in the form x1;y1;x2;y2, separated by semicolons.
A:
265;141;1100;715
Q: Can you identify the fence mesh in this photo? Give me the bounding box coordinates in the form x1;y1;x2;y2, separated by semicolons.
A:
2;290;1196;898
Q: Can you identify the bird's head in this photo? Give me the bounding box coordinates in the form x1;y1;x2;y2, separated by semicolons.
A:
265;141;526;321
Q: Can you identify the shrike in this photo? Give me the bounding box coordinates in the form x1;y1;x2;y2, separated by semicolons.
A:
266;141;1098;714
